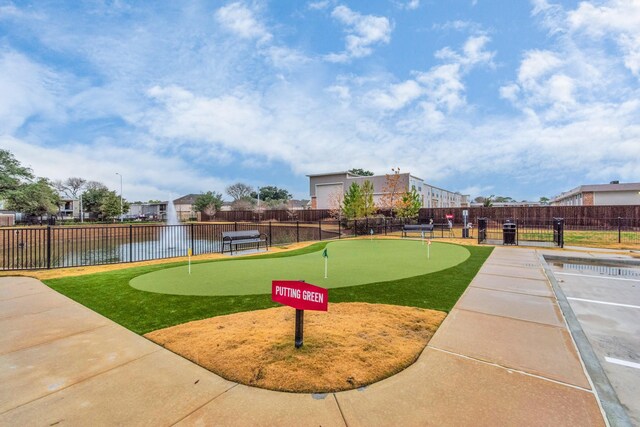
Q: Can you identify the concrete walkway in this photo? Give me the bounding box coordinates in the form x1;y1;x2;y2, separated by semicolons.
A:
0;247;607;426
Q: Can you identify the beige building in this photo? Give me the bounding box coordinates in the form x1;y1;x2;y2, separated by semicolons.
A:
308;171;469;209
173;194;200;220
550;182;640;206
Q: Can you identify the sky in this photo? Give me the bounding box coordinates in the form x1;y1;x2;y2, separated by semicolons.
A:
1;0;639;203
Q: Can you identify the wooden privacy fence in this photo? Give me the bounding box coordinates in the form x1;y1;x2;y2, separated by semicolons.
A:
205;205;639;226
419;205;640;226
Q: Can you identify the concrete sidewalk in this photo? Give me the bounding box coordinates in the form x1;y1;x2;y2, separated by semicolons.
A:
0;248;607;426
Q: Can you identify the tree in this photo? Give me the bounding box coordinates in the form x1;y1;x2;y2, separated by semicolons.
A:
0;149;33;197
379;167;404;211
5;178;60;217
348;168;374;176
473;196;486;204
81;183;110;214
194;191;223;215
494;196;514;203
100;191;124;221
342;182;363;220
53;177;87;199
327;189;344;220
396;187;422;218
361;180;376;217
232;198;254;210
251;186;292;202
539;196;550;205
483;195;494;207
226;183;253;201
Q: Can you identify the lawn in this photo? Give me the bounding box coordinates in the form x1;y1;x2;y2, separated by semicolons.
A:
44;241;493;334
130;239;470;296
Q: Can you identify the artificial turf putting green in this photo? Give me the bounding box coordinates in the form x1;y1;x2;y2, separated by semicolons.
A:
130;239;470;296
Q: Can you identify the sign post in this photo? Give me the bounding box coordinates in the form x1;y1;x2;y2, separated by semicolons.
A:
462;210;469;238
272;280;328;348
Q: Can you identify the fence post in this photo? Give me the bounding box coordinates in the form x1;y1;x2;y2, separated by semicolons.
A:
269;221;272;244
46;226;51;269
234;221;238;232
191;223;195;255
318;220;322;241
618;217;622;243
129;225;133;262
296;221;300;243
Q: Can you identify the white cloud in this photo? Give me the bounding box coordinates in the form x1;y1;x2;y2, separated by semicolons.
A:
325;5;392;62
2;134;228;201
308;1;331;10
0;50;61;134
517;50;562;88
367;80;422;110
404;0;420;10
567;0;640;77
215;2;272;43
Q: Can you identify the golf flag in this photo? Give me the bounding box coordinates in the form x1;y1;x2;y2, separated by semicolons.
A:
427;240;431;259
322;248;328;278
187;248;192;274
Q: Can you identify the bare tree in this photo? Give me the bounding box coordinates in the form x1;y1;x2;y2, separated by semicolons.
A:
327;189;344;220
226;182;253;201
54;177;87;199
379;167;404;211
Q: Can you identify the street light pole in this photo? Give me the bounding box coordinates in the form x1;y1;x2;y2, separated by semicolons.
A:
116;172;123;222
257;186;261;222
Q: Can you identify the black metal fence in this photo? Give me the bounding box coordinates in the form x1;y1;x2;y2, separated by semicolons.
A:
1;219;410;271
477;218;565;247
3;216;638;270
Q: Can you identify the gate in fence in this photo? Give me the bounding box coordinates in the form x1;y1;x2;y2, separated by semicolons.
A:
477;217;565;248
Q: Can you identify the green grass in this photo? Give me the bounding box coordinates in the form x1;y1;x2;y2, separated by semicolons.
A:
44;241;493;335
130;240;470;296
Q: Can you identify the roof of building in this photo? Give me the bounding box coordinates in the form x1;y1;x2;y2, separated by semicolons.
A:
551;182;640;201
306;171;362;178
173;194;201;204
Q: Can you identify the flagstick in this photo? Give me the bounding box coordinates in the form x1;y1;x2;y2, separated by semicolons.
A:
427;241;430;259
188;248;192;275
324;257;328;279
421;231;424;245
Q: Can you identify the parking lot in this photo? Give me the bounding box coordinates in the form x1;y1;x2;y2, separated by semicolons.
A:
550;260;640;425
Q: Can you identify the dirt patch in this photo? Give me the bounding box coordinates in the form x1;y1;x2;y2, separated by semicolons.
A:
145;303;446;393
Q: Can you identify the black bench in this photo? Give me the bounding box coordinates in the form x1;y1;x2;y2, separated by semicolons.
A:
402;224;434;238
221;230;268;255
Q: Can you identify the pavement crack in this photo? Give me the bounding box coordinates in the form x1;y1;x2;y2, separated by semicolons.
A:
333;393;349;427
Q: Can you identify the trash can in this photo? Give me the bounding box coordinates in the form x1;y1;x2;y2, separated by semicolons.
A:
462;228;469;238
503;220;516;245
478;218;487;243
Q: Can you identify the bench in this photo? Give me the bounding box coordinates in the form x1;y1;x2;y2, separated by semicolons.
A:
402;224;434;238
221;230;268;255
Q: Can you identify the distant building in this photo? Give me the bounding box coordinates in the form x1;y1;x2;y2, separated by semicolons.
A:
550;182;640;206
173;194;200;220
470;201;542;208
307;171;469;209
128;202;167;221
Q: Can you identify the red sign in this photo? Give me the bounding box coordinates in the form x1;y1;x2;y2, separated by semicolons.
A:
272;281;328;311
445;214;454;219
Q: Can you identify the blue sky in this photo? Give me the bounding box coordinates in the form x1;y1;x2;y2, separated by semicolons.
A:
1;0;639;202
